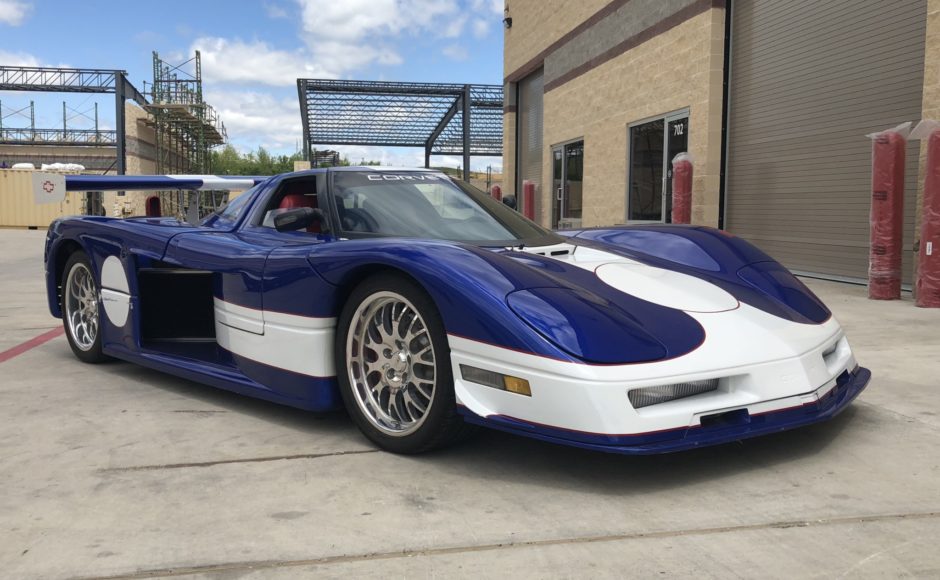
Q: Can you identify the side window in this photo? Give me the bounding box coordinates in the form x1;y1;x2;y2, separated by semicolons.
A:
260;178;320;229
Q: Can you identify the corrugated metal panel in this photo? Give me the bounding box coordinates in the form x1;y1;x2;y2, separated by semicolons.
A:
726;0;925;281
0;170;84;228
517;68;544;215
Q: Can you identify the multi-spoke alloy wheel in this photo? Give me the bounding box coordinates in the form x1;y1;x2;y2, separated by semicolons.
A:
336;274;472;454
61;251;107;363
65;262;99;351
347;292;436;436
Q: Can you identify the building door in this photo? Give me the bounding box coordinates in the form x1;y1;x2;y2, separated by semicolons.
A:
725;0;925;281
551;140;584;229
517;68;544;220
628;112;688;222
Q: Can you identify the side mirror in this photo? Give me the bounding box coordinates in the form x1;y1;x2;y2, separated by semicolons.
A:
274;207;328;232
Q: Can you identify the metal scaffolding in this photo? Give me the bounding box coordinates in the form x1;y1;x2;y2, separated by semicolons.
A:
146;51;226;174
145;51;227;218
297;79;503;180
0;99;115;147
311;149;341;167
0;65;148;173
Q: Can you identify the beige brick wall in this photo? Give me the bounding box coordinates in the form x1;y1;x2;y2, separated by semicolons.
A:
917;0;940;261
539;8;725;228
503;0;612;78
108;103;158;217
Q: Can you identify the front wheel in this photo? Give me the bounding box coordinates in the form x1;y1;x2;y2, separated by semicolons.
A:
61;251;108;363
336;274;472;454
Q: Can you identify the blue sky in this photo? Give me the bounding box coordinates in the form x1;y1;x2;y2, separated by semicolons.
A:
0;0;504;170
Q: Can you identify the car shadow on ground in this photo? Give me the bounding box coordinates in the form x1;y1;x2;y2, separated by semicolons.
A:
89;355;868;495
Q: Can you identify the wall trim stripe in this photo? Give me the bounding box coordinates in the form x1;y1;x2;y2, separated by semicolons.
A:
504;0;725;93
543;0;720;93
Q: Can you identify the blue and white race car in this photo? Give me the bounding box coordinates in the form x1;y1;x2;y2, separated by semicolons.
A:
43;167;870;454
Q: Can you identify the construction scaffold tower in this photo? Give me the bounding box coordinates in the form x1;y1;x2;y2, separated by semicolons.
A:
145;51;227;219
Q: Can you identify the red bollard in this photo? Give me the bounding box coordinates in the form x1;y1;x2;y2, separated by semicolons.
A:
671;153;693;224
490;184;502;201
868;127;907;300
523;180;536;221
917;130;940;307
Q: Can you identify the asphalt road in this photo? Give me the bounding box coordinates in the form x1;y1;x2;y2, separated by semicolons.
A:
1;228;938;579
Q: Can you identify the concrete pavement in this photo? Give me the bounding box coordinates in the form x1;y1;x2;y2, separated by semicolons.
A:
0;228;937;579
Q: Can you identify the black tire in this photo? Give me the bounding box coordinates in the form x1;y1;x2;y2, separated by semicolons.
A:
61;251;108;363
335;273;474;454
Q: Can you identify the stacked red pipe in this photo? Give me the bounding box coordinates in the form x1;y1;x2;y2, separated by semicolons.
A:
868;128;907;300
671;153;693;224
523;180;536;221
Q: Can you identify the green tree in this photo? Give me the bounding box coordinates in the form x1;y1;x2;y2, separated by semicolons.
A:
211;146;382;175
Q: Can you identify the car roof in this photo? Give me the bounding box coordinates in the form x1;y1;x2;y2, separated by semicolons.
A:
279;166;445;180
329;166;439;173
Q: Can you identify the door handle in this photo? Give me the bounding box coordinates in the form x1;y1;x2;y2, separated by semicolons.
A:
556;187;563;201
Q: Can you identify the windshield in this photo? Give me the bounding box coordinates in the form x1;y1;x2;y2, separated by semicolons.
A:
333;171;560;246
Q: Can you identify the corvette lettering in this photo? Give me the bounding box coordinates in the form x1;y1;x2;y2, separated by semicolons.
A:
366;174;442;181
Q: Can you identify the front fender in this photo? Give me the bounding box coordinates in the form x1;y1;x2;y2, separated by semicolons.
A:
310;239;572;360
309;238;704;364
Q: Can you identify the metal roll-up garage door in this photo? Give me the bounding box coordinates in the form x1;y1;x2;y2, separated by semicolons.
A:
517;68;543;216
725;0;925;281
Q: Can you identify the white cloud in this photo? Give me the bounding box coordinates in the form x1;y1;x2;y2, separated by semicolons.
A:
471;0;503;15
471;17;489;38
193;37;337;86
0;49;39;66
307;40;403;73
442;14;468;38
264;1;288;18
0;0;30;26
298;0;459;42
205;90;303;151
296;0;464;72
442;44;468;61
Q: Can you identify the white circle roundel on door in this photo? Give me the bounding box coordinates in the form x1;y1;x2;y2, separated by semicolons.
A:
100;255;130;327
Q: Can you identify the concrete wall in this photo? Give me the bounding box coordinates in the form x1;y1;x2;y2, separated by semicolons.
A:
503;0;726;228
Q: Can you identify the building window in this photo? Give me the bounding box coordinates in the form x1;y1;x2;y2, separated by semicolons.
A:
628;111;688;222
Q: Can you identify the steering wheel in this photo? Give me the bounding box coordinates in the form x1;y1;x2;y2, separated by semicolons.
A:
342;208;380;232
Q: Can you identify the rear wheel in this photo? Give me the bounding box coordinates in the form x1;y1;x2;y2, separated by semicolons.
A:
336;274;472;453
61;251;107;363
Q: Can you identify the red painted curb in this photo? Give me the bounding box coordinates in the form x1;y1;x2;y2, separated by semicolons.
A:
0;326;65;364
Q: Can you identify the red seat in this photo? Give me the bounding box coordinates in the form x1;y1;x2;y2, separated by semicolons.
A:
279;193;315;209
278;192;320;233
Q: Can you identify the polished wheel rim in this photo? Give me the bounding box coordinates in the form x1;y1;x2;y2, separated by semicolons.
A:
65;263;98;351
347;291;436;436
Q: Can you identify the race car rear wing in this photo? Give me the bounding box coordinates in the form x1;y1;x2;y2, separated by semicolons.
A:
32;173;267;204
